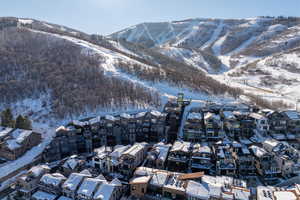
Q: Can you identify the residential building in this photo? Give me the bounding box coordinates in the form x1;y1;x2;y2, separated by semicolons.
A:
167;141;192;172
39;173;66;195
190;143;213;174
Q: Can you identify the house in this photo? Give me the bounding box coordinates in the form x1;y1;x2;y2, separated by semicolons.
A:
62;170;92;199
92;146;112;173
221;111;240;139
131;167;249;200
267;111;286;135
250;145;281;185
234;111;255;139
39;173;66;195
183;110;205;142
215;145;237;177
76;175;107;200
119;142;148;178
249;112;269;135
256;185;300;200
232;144;256;177
190;143;213;174
204;112;224;141
167;141;192;172
263;139;300;178
31;190;57;200
145;142;171;169
282;110;300;136
0;128;41;160
93;178;123;200
107;145;131;174
61;155;86;177
17;165;50;198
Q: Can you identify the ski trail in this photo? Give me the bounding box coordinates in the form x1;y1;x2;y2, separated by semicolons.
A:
201;20;224;50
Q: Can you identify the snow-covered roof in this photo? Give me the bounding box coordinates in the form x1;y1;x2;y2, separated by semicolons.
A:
89;116;101;125
163;174;185;192
273;191;297;200
250;145;268;158
283;110;300;120
32;191;56;200
223;111;235;119
149;171;168;187
122;143;147;157
94;179;121;200
170;141;191;153
249;113;265;120
153;143;171;162
40;173;66;187
6;129;33;150
232;188;250;200
105;115;117;121
192;144;211;154
62;173;90;191
28;165;50;178
130;176;151;184
110;145;131;158
135;112;147;118
63;157;79;170
150;110;162;117
0;126;13;138
186;180;209;199
57;196;72;200
120;113;132;119
77;177;103;198
256;186;275;200
187;112;202;120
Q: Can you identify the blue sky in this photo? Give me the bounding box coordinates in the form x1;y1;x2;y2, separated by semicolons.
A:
1;0;299;35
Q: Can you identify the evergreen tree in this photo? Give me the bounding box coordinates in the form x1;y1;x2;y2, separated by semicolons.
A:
1;108;15;128
23;116;32;130
15;115;25;129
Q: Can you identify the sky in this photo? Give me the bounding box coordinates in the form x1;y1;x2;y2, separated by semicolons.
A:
1;0;299;35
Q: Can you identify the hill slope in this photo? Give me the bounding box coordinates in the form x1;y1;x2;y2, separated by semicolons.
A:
0;17;241;122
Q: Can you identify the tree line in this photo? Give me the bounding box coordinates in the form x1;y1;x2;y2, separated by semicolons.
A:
1;108;32;130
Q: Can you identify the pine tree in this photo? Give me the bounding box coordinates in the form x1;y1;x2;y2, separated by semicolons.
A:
23;116;32;130
1;108;15;128
15;115;25;129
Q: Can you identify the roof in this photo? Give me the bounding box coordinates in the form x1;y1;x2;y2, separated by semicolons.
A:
57;196;72;200
273;191;297;200
178;172;204;180
62;173;89;191
28;165;50;178
122;143;147;157
40;173;66;187
77;177;104;198
94;180;120;200
187;112;202;120
249;113;265;120
110;145;131;158
149;171;169;187
283;111;300;120
105;115;117;121
186;180;209;199
63;157;79;170
0;126;13;138
120;113;132;119
223;111;235;119
130;176;151;184
32;191;56;200
150;110;162;117
250;145;268;158
170;141;191;153
6;129;33;150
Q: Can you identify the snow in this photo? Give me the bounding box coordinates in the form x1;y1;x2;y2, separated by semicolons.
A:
212;33;228;56
273;191;297;200
171;141;191;153
250;145;267;158
32;191;56;200
0;127;13;138
186;180;209;199
18;19;33;25
63;158;79;170
130;176;151;184
201;20;225;50
149;171;168;187
187;112;202;120
77;178;102;198
94;181;118;200
40;173;66;187
62;173;87;191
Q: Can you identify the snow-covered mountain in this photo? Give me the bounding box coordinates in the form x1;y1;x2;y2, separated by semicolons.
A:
0;17;240;124
110;16;300;106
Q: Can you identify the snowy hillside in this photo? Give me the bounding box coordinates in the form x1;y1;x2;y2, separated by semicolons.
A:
0;17;243;126
110;16;300;106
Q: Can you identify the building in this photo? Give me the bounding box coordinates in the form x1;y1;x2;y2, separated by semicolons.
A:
249;112;269;135
167;141;192;172
190;143;213;174
145;142;171;169
76;175;107;200
256;185;300;200
119;142;148;178
183;109;205;142
215;145;237;177
204;112;224;142
221;111;240;139
17;165;50;198
61;170;92;199
93;178;123;200
250;145;281;185
61;155;86;177
0;128;41;160
39;173;66;195
232;143;256;177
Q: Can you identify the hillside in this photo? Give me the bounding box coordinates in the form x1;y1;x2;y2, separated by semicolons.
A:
0;17;243;122
110;16;300;105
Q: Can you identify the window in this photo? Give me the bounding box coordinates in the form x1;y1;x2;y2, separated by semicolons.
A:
142;188;145;193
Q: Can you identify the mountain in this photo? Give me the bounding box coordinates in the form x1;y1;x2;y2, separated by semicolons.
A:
0;17;242;123
110;16;300;105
